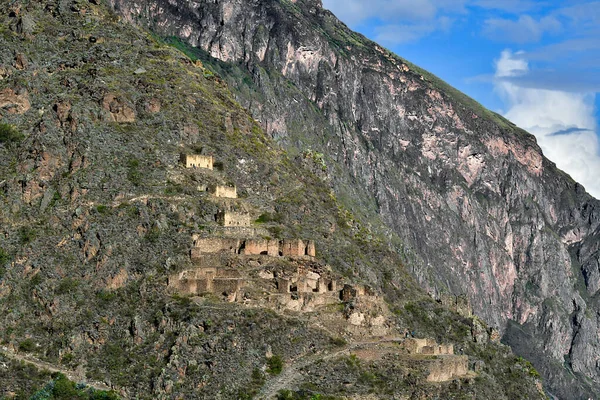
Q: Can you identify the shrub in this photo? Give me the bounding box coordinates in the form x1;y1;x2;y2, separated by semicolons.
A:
267;354;284;375
164;181;184;195
61;352;75;365
19;338;35;352
52;373;78;398
0;248;9;279
0;123;23;144
49;190;62;208
29;373;121;399
19;226;36;244
97;290;116;302
256;212;283;224
238;368;266;399
0;248;10;266
126;158;141;186
56;278;80;295
331;337;347;347
30;273;42;287
96;204;110;214
256;213;273;223
145;226;160;243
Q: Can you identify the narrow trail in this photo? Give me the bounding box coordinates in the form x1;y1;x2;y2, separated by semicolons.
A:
257;345;352;399
0;346;113;392
256;340;392;400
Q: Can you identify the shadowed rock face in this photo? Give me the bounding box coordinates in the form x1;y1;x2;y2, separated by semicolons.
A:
108;0;600;397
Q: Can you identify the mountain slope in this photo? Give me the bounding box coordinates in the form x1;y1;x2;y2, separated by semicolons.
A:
0;0;547;399
106;0;600;398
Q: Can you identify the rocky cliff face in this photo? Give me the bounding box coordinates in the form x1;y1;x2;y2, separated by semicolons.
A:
0;0;548;398
108;0;600;397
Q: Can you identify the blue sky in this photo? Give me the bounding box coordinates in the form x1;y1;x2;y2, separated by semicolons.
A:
322;0;600;198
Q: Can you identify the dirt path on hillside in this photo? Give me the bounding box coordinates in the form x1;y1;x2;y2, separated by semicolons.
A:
0;346;113;393
256;340;394;400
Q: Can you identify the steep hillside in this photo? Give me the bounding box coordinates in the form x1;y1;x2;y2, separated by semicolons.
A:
0;0;546;399
106;0;600;398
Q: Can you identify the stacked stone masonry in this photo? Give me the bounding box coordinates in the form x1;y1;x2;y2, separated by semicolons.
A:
191;237;316;259
181;153;213;170
340;284;376;302
169;267;243;296
426;356;469;382
404;338;454;356
277;272;337;294
216;210;251;227
211;185;237;198
439;294;473;317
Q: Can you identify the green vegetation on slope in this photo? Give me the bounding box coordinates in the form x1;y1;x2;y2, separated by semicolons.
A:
0;0;547;398
29;373;119;400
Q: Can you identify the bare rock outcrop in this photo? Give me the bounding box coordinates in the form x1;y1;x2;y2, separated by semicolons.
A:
0;88;30;114
106;0;600;397
102;93;136;123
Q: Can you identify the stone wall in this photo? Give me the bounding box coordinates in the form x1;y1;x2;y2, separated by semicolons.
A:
439;294;473;317
426;355;469;382
169;267;243;297
282;239;316;257
212;278;243;295
404;338;437;354
242;239;280;256
216;210;251;227
191;237;316;259
340;284;375;302
181;153;213;169
405;338;454;356
212;185;237;198
277;277;291;293
191;238;242;259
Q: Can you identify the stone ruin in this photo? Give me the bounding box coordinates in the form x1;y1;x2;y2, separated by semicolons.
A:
174;237;319;301
181;153;214;170
168;267;243;301
275;269;338;295
438;293;473;317
404;338;454;356
210;184;237;198
215;210;251;227
340;284;376;302
339;284;390;336
426;355;469;382
191;237;316;259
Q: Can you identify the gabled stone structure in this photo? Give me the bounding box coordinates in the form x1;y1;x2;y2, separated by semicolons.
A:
340;284;375;302
273;265;338;296
242;239;280;256
282;239;316;257
169;267;244;299
211;185;237;198
181;153;213;170
191;237;316;259
426;356;469;382
404;338;454;355
216;210;251;227
191;238;241;259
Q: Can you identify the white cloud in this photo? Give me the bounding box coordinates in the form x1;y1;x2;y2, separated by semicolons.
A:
559;1;600;25
372;16;456;45
374;23;436;45
483;15;562;43
494;50;600;198
473;0;542;13
321;0;466;26
322;0;433;25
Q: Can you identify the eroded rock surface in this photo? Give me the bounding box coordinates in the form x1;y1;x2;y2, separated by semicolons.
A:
108;0;600;397
0;88;30;114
